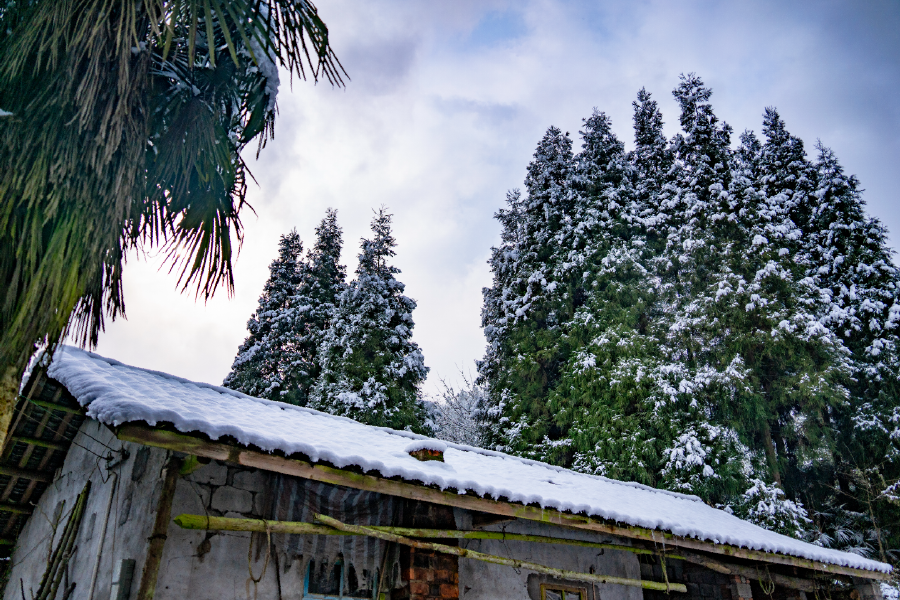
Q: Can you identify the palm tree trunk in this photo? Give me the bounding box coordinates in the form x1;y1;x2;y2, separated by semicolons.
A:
0;363;20;450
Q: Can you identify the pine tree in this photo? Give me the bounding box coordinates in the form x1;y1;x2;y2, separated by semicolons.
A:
224;230;305;400
288;209;347;405
309;208;429;432
477;77;900;560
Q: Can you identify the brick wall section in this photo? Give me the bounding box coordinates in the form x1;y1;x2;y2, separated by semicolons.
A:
393;548;459;600
392;500;459;600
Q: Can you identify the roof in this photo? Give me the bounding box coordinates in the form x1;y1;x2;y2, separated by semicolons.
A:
49;345;890;574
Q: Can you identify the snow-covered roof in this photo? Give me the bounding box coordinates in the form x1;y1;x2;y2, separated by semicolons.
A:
49;346;889;573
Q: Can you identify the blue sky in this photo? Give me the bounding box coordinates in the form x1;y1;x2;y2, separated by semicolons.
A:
95;0;900;395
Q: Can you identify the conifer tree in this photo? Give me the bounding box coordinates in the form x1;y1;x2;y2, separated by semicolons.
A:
478;77;899;561
803;143;900;562
224;230;306;401
309;208;429;432
288;209;347;404
629;88;674;244
478;127;576;455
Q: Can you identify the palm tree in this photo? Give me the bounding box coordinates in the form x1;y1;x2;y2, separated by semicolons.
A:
0;0;344;443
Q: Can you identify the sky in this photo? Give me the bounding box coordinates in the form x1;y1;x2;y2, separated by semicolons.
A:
94;0;900;396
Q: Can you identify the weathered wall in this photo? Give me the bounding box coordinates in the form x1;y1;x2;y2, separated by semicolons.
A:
3;421;284;600
454;511;644;600
4;419;165;600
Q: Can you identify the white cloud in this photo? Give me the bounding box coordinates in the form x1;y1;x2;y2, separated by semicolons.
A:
95;0;900;395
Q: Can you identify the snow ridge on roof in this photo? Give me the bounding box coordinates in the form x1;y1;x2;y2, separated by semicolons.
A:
48;346;890;573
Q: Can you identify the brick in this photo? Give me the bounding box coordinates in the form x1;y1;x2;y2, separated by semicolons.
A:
439;584;459;599
411;581;429;596
430;585;441;596
435;570;450;582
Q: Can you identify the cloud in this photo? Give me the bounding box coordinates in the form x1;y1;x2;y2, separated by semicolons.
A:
95;0;900;396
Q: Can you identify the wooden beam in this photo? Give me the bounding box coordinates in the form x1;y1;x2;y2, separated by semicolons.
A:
11;436;67;452
0;464;53;483
135;455;182;600
315;513;686;593
27;399;82;415
116;424;890;581
0;502;33;515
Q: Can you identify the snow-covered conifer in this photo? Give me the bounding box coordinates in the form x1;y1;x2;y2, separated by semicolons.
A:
309;208;429;432
224;230;306;400
286;209;347;404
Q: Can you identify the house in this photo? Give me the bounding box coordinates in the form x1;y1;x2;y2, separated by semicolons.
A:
0;346;891;600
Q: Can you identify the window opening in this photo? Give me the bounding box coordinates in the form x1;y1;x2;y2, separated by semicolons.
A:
541;583;588;600
303;557;376;600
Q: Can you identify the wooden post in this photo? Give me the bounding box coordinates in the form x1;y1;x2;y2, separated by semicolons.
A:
136;455;183;600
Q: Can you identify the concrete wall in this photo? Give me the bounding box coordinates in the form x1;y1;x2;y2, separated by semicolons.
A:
5;420;164;600
454;511;644;600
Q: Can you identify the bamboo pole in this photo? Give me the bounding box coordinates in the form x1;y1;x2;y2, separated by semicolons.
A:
313;513;686;593
35;481;91;600
173;514;659;555
172;514;821;592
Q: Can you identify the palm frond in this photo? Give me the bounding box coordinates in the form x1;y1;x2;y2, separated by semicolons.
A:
0;0;344;378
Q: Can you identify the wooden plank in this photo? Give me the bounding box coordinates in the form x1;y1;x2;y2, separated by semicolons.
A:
117;424;890;581
0;465;52;483
136;456;183;600
11;436;67;452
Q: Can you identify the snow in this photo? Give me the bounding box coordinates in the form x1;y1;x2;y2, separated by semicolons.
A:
404;439;448;453
49;345;890;574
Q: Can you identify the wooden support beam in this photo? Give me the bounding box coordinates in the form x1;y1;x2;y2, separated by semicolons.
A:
0;464;53;483
27;399;82;415
11;436;67;452
135;455;182;600
0;501;33;515
315;513;686;593
117;424;890;582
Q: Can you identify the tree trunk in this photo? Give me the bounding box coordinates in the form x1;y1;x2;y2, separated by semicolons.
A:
762;423;782;487
0;363;21;450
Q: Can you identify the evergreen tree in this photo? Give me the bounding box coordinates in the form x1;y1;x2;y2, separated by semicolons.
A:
309;208;429;432
802;143;900;562
478;127;577;455
478;76;899;562
288;209;347;404
224;230;306;400
629;88;674;245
